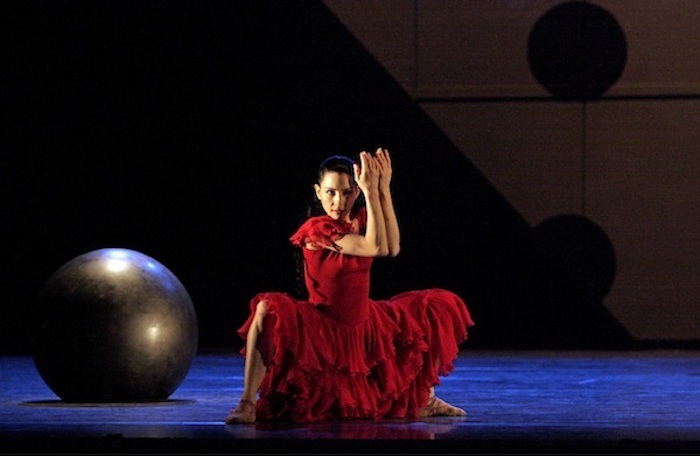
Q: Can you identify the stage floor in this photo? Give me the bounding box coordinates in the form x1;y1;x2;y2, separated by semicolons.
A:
2;349;700;454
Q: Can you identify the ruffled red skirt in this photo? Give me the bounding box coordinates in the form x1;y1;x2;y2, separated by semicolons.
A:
237;289;474;422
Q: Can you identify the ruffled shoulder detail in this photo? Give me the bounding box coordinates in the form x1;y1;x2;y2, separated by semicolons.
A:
289;208;366;250
289;216;344;249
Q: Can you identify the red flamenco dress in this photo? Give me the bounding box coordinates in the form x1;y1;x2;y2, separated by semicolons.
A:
237;208;474;422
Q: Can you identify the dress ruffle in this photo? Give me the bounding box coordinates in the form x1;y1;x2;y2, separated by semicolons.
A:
289;215;354;251
237;288;473;422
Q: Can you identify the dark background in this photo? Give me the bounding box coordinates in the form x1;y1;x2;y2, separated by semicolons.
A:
1;0;633;355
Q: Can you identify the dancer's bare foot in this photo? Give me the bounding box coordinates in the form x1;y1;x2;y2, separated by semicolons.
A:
419;396;466;418
224;399;256;424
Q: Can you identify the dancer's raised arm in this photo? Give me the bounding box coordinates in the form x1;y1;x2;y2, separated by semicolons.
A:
374;148;400;257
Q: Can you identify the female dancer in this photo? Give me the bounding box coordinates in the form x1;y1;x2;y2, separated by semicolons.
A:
225;147;474;423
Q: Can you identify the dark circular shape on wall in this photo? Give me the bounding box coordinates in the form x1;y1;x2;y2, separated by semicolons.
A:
32;248;199;403
534;214;616;303
528;1;627;101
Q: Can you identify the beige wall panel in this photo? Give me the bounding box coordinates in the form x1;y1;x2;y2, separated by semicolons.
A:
599;0;700;96
323;0;417;92
327;0;700;98
587;101;700;339
420;102;583;226
416;0;557;98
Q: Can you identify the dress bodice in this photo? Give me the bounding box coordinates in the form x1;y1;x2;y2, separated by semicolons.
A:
290;209;372;325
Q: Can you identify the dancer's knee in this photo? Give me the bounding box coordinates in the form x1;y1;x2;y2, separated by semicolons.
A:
253;299;269;333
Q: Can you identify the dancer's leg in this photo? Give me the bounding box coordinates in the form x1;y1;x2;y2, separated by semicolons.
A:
225;300;269;424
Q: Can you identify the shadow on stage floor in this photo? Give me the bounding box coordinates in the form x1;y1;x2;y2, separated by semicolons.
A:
3;349;700;454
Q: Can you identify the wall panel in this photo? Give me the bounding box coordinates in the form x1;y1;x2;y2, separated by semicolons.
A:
587;100;700;339
420;101;583;226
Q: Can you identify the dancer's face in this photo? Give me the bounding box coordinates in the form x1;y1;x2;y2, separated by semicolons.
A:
314;171;359;221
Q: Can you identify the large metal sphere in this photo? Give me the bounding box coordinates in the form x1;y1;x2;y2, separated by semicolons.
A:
32;248;199;402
